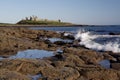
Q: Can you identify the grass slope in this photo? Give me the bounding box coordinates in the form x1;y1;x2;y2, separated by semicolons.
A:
17;20;73;26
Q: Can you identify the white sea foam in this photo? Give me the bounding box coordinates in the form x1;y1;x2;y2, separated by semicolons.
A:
75;30;120;53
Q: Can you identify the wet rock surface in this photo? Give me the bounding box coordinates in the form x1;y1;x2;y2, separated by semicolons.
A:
0;27;120;80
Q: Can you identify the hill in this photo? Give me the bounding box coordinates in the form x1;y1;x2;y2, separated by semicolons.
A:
17;16;73;26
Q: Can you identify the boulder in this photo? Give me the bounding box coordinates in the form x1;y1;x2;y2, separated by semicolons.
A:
41;67;80;80
64;48;103;64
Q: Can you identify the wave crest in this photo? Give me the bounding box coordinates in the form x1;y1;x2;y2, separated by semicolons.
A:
75;30;120;53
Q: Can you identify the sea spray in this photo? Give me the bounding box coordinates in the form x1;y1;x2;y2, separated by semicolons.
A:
75;30;120;53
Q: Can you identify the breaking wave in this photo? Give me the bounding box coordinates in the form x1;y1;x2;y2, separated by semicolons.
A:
75;29;120;53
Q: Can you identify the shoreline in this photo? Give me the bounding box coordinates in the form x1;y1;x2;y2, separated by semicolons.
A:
0;24;119;28
0;27;120;80
0;24;88;28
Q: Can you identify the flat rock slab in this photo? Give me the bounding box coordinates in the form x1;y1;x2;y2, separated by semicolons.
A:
111;63;120;70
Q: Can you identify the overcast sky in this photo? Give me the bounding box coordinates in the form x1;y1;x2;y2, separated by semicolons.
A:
0;0;120;25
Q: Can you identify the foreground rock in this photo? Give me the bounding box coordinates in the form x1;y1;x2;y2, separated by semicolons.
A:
0;27;60;56
0;27;120;80
0;58;120;80
0;48;119;80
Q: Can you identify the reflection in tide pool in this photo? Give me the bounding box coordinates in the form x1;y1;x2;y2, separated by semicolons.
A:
99;60;110;69
9;49;54;59
29;74;42;80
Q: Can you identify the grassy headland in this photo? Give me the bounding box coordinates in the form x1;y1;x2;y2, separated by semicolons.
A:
17;16;73;26
17;20;72;26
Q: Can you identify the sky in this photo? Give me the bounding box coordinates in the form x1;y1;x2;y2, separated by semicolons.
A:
0;0;120;25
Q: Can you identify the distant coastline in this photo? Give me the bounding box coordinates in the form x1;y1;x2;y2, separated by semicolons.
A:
0;16;119;27
0;16;88;27
0;23;87;28
0;24;120;28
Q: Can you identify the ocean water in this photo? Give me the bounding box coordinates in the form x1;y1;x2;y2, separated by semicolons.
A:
30;25;120;34
30;25;120;53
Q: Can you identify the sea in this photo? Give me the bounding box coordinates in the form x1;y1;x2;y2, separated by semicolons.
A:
30;25;120;53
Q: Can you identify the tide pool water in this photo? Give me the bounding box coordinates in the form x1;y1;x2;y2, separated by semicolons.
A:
9;49;54;59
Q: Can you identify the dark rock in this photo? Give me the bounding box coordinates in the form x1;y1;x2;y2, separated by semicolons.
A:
44;39;51;44
118;57;120;62
54;41;65;45
53;54;64;61
109;32;116;35
72;40;80;47
50;63;56;67
28;47;31;49
14;44;19;48
64;35;75;40
109;32;120;35
61;32;75;40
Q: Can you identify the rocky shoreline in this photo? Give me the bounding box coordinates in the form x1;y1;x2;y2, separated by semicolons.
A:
0;27;120;80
